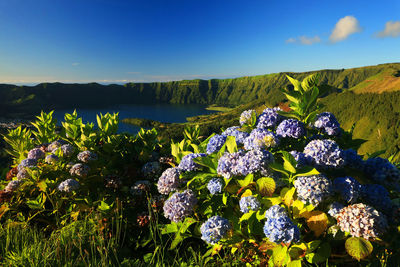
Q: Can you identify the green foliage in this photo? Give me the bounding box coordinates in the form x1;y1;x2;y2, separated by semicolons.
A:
2;126;33;161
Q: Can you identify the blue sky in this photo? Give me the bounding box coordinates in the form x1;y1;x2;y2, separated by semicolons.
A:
0;0;399;84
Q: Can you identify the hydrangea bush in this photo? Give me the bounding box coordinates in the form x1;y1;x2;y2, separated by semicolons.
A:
158;74;400;265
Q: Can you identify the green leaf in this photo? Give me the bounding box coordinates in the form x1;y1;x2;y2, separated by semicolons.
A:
281;151;297;173
239;211;255;222
345;237;373;261
238;174;254;188
305;242;331;264
284;92;300;104
225;135;238;154
287;260;302;267
257;177;276;197
301;73;319;91
293;167;319;178
270;245;290;267
286;75;304;94
269;162;289;178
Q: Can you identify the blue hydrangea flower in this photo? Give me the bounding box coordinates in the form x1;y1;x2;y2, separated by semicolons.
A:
244;128;279;150
221;126;250;145
141;161;162;180
333;176;361;203
314;112;341;136
17;168;30;180
69;163;90;177
239;109;256;126
217;150;245;179
27;148;45;160
18;158;37;172
206;135;226;154
60;144;75;157
361;184;392;213
337;203;387;240
256;108;282;129
58;178;80;193
45;154;59;164
294;175;333;207
343;149;364;170
178;153;206;172
77;150;98;163
264;215;300;244
239;196;261;213
157;167;182;195
237;149;274;176
207;178;224;195
290;151;310;168
200;215;231;244
364;157;400;190
328;202;345;218
163;190;197;222
47;140;67;152
4;179;23;192
303;139;345;169
265;205;287;219
276;119;305;139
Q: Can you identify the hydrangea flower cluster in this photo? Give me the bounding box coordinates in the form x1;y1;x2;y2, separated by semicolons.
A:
47;140;67;152
304;139;344;169
276;119;305;139
200;215;231;245
222;126;249;145
314;112;341;136
45;154;59;164
361;184;392;213
206;134;226;154
58;179;80;193
163;190;197;222
264;205;300;244
239;196;261;213
256;107;282;129
207;178;224;195
333;177;361;203
244;128;279;150
217;150;245;179
364;157;400;189
328;202;345;218
77;151;98;163
69;163;90;177
237;149;274;176
200;215;231;244
4;180;23;192
178;153;206;172
60;144;75;157
294;175;333;207
343;149;364;169
27;148;45;160
336;203;388;240
17;168;30;180
131;180;151;196
157;167;182;195
141;161;162;180
290;151;310;168
18;158;37;172
239;109;256;126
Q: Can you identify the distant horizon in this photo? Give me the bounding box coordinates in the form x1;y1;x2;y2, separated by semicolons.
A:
4;61;399;86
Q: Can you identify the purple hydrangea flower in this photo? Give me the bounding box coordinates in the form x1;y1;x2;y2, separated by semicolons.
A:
276;119;305;139
265;205;287;219
294;175;333;207
178;153;206;172
361;184;392;213
60;144;75;157
221;126;250;145
206;135;226;154
200;215;231;244
58;178;80;193
314;112;341;136
217;150;245;179
256;108;282;129
157;167;182;195
207;178;224;195
27;148;45;160
17;168;30;180
304;139;344;169
45;154;59;164
47;140;67;152
328;202;345;218
336;203;387;240
343;149;364;170
163;190;197;222
244;128;279;150
264;215;300;244
239;196;261;213
77;150;98;163
364;157;400;190
239;110;256;126
18;158;37;172
4;179;23;192
69;163;90;177
290;151;310;168
333;176;361;203
237;149;274;176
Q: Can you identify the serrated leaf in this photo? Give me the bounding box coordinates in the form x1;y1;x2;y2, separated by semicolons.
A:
282;187;295;207
307;211;328;237
286;75;304;93
238;174;254;188
257;177;276;197
241;189;253;198
345;237;373;261
281;151;297;173
284;93;300;104
301;73;319;91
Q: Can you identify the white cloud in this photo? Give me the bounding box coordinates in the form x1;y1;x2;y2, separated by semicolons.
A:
72;62;80;66
285;36;320;45
329;15;361;43
376;21;400;38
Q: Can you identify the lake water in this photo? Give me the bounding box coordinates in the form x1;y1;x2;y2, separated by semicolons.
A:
53;104;216;134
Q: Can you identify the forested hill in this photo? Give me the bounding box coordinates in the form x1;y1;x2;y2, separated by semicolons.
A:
1;63;400;118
